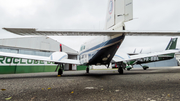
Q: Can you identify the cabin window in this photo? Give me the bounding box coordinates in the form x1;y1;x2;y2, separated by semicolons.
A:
80;45;85;51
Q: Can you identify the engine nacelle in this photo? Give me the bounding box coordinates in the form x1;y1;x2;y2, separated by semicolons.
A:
49;52;68;61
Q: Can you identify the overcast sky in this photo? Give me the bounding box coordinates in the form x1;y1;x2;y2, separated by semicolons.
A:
0;0;180;53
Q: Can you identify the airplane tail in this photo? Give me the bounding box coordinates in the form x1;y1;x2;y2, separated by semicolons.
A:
165;38;178;57
105;0;133;30
165;38;178;50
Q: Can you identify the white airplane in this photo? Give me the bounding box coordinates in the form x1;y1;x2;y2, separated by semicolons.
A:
2;0;180;75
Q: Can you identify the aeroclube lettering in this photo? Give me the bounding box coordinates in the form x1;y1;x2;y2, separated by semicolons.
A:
0;56;53;65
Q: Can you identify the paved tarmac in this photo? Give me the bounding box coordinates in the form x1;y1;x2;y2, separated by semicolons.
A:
1;67;180;101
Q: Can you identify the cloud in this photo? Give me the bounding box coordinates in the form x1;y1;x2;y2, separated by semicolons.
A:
0;0;180;52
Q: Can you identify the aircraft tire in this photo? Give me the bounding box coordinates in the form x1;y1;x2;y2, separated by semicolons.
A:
58;69;63;75
86;67;89;73
118;67;123;74
143;66;149;70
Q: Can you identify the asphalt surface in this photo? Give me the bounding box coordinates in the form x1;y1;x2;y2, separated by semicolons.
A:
1;67;180;101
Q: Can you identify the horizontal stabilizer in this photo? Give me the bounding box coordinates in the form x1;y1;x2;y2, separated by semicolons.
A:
3;28;123;36
3;28;180;36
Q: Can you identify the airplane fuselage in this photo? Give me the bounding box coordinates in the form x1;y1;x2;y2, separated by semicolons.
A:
79;33;125;66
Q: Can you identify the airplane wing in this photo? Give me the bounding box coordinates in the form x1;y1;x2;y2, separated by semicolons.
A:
0;51;80;65
113;50;180;63
3;28;180;36
112;55;125;62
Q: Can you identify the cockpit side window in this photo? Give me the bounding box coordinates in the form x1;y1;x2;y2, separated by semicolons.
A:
80;46;83;51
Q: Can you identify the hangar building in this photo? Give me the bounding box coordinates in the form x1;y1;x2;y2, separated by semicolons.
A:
0;36;79;74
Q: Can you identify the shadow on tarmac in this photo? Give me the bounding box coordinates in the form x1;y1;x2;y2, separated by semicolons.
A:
1;68;180;80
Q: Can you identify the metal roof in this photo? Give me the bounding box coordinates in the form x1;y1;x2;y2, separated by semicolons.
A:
0;36;78;55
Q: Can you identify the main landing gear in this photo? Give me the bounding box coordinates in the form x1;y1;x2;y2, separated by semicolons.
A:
117;62;126;74
140;64;149;70
55;64;64;76
118;66;123;74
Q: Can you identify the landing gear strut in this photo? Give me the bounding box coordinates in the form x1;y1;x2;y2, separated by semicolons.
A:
55;64;64;75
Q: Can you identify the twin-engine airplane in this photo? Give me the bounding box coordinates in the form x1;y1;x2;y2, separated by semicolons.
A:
2;0;180;75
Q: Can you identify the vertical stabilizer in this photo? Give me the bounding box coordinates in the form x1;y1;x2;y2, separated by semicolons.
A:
165;38;178;50
106;0;115;30
165;38;178;57
105;0;133;30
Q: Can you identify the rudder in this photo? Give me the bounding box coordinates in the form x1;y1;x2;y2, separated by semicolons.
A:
165;38;178;58
165;38;178;50
105;0;133;30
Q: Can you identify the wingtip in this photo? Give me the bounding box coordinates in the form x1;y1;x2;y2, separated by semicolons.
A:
2;27;7;30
